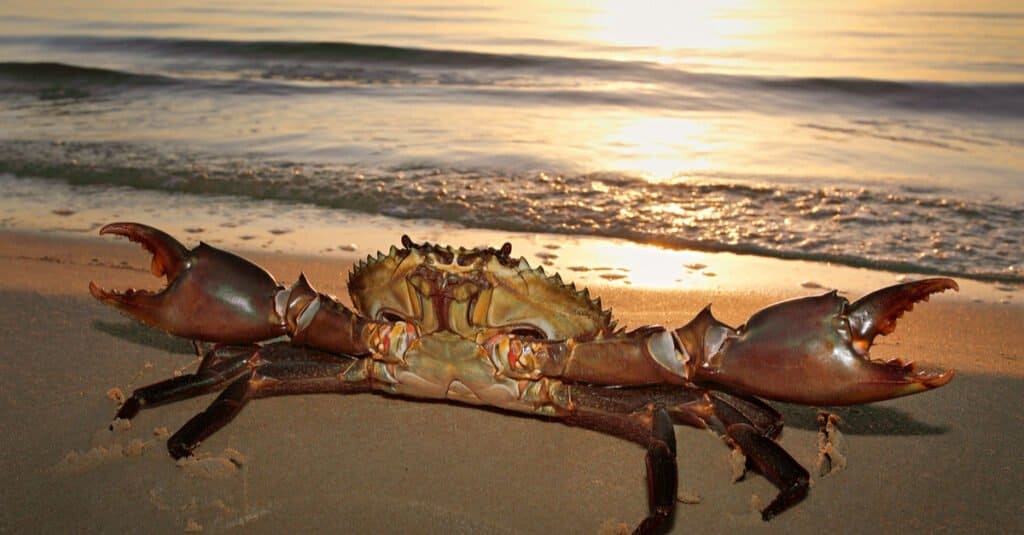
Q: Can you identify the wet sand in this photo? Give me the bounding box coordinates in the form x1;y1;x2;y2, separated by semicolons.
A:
1;230;1021;534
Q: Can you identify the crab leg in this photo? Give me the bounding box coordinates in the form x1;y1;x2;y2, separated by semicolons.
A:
114;345;257;422
708;391;809;520
725;424;809;520
562;390;680;535
91;222;373;355
121;343;373;458
707;390;782;439
560;384;805;530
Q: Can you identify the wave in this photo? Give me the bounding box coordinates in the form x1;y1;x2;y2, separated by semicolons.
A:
761;76;1024;117
1;139;1020;284
0;61;177;98
4;35;1023;117
0;61;167;85
38;35;575;69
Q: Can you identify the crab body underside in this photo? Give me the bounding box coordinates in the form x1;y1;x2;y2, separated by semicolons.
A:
91;223;956;534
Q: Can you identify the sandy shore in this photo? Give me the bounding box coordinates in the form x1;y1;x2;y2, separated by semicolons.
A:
1;229;1021;534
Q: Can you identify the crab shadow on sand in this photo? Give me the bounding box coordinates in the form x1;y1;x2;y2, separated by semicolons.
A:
775;402;949;436
92;319;195;355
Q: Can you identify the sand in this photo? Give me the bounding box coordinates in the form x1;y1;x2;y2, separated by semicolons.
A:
1;229;1021;534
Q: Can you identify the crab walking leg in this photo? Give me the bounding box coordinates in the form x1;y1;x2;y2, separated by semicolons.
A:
725;424;809;520
707;391;809;520
560;384;807;528
561;402;678;535
640;410;678;535
165;344;372;459
114;345;258;422
706;390;783;439
555;384;717;534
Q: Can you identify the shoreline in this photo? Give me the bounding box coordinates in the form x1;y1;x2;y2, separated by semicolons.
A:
2;171;1022;292
1;229;1021;533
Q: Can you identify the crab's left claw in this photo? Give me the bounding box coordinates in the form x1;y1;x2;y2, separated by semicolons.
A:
688;278;957;405
90;222;287;343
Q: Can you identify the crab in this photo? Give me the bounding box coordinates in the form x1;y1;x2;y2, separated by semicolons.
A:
90;222;956;534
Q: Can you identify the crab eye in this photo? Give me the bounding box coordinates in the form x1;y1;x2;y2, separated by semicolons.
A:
509;326;547;341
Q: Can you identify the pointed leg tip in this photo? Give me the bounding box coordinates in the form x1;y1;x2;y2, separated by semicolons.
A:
115;398;142;420
168;441;194;460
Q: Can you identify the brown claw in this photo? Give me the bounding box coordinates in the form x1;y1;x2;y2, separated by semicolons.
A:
691;278;957;405
848;277;959;350
98;222;189;280
91;222;287;343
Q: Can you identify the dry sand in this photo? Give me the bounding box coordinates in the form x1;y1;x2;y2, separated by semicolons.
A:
1;230;1021;534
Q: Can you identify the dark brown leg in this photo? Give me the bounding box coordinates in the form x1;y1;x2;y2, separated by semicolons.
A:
560;384;715;429
166;346;371;459
725;424;809;520
709;392;809;520
168;372;254;459
114;345;258;422
708;390;783;439
562;406;676;535
637;408;677;535
560;385;718;535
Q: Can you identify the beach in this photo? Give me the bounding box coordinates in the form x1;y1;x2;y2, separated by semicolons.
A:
2;2;1022;532
2;228;1020;534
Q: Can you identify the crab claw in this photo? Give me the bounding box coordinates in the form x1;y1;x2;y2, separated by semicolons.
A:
689;278;957;405
90;222;287;343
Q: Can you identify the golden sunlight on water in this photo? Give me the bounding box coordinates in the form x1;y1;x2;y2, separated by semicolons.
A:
599;116;717;180
570;0;1023;80
583;0;755;60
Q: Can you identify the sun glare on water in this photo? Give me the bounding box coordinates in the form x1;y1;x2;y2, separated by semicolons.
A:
599;116;718;180
548;1;765;181
581;0;755;61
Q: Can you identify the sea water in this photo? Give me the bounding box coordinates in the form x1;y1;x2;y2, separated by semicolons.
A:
1;1;1021;283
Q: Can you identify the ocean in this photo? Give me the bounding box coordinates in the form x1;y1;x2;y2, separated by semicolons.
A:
1;1;1021;283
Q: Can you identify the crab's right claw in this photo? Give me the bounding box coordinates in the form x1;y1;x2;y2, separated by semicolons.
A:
687;278;958;405
90;222;286;343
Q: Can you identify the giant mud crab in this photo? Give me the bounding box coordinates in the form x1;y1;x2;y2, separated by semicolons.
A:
90;222;956;534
